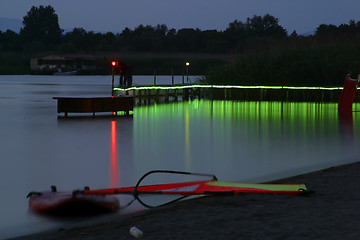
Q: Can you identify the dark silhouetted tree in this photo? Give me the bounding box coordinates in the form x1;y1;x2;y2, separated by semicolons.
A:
224;14;287;52
316;24;338;36
176;28;202;52
245;14;287;37
224;20;247;50
20;5;62;45
316;20;360;37
0;30;22;52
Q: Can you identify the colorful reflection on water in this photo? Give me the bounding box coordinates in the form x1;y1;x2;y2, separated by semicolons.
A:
133;100;360;182
110;121;119;187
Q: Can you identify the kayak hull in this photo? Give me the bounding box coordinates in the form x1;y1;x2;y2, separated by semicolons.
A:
28;191;119;216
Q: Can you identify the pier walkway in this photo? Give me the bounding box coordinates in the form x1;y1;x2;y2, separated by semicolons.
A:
113;84;345;104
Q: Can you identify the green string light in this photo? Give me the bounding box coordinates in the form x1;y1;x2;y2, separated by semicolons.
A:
113;85;343;92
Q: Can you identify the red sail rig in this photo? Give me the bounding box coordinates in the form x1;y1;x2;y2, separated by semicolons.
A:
28;170;310;214
82;170;309;208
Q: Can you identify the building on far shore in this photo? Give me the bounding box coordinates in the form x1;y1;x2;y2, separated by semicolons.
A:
30;54;100;75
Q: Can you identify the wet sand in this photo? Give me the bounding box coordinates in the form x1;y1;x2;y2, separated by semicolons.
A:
10;162;360;240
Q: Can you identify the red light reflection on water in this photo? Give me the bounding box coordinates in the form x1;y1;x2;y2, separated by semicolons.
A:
110;121;119;187
339;110;354;142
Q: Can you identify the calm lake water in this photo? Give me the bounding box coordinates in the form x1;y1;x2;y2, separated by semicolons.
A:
1;75;359;239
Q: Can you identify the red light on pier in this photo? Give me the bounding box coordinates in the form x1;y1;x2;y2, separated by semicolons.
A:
111;61;118;67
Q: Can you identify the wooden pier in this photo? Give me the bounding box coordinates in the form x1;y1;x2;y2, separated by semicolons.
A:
53;96;133;117
123;86;207;104
113;85;345;104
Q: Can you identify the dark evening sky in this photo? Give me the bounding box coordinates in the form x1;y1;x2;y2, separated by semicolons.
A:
1;0;359;34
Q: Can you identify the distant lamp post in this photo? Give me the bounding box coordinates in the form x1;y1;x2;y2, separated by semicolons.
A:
185;62;190;82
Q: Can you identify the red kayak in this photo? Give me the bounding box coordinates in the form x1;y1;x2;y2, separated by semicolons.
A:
27;186;119;216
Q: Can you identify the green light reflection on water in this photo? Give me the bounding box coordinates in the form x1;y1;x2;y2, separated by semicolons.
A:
132;100;358;180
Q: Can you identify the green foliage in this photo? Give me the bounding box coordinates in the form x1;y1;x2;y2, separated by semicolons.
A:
0;30;22;52
316;20;360;36
205;43;360;86
0;54;30;74
20;5;62;48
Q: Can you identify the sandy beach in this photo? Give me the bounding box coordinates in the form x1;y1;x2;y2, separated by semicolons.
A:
10;162;360;240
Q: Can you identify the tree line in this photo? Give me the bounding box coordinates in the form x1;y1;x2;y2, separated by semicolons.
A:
205;22;360;86
1;5;360;85
0;5;288;54
2;5;360;55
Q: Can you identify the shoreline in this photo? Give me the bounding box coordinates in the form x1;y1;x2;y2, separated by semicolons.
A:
9;162;360;240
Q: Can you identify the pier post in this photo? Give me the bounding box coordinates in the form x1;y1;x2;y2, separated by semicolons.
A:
286;90;289;101
155;89;159;103
138;89;142;104
154;70;157;85
174;89;178;101
182;88;189;101
165;89;169;102
111;74;115;96
182;69;184;84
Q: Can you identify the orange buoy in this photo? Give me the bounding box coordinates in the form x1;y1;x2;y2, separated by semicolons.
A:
338;74;359;111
